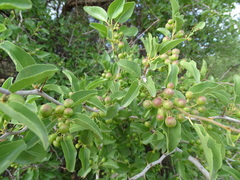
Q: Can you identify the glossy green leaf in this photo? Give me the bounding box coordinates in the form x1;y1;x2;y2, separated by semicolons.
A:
221;165;240;180
2;77;13;89
119;25;138;36
192;22;206;32
208;90;230;105
107;0;125;19
90;23;108;37
115;2;135;23
73;113;102;139
166;64;179;88
162;121;181;152
63;69;80;92
156;28;171;37
0;0;32;10
87;96;106;113
71;90;97;107
200;60;207;77
102;159;119;169
83;6;108;22
0;102;48;149
141;132;155;144
0;140;27;174
170;0;179;16
118;59;141;78
44;84;71;95
86;78;107;90
79;146;91;171
143;76;156;97
9;64;58;92
106;104;119;119
61;138;77;172
177;161;187;180
233;75;240;104
121;81;141;107
159;38;185;55
175;14;184;32
193;124;223;180
180;60;200;83
15;143;47;164
0;41;35;72
0;24;6;32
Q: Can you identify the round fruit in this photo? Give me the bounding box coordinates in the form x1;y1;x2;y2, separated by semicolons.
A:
143;100;152;109
157;108;166;116
104;96;111;104
64;98;74;108
176;113;185;122
156;114;164;121
118;42;124;49
105;119;113;124
48;133;57;143
167;82;174;89
152;97;163;108
162;36;170;42
235;110;240;118
167;19;174;24
142;57;149;65
54;105;65;114
63;108;74;117
191;109;199;115
99;111;106;117
164;58;171;65
53;140;60;147
144;121;151;128
198;106;206;113
169;54;179;61
40;104;53;118
165;23;173;30
58;123;70;134
163;88;174;98
160;53;168;60
163;100;174;110
172;48;180;55
8;93;25;104
196;96;207;105
165;116;177;127
105;72;112;79
174;98;187;108
185;91;193;99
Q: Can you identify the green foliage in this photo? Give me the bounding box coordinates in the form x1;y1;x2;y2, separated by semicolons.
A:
0;0;240;179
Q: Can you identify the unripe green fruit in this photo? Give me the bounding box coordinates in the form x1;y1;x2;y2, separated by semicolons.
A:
143;100;152;109
196;96;207;105
175;30;185;38
156;114;164;121
64;98;74;108
174;98;187;108
183;107;191;112
185;91;193;99
165;23;174;30
91;111;99;118
48;133;57;143
152;97;163;108
105;119;113;124
191;109;199;115
207;124;213;130
75;144;80;149
163;88;174;98
105;72;112;79
162;36;170;42
53;140;60;147
54;105;65;114
99;111;106;117
157;108;166;116
172;48;180;54
167;19;174;24
172;60;179;65
163;100;174;110
160;53;168;60
236;110;240;118
164;59;171;65
142;57;149;65
8;94;25;104
118;53;124;59
63;108;74;117
40;104;53;118
104;96;111;104
198;106;206;113
165;116;177;127
169;54;179;61
167;82;174;89
144;121;151;127
56;136;63;142
58;123;70;134
118;42;124;49
176;113;185;122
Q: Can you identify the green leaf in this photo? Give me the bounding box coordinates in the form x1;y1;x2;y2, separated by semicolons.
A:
83;6;108;22
9;64;58;92
162;122;181;152
90;23;108;37
208;90;230;105
0;140;27;174
156;28;171;37
0;0;32;10
87;96;106;113
105;104;119;119
121;81;141;107
233;75;240;104
86;78;107;90
61;138;77;172
0;24;7;32
141;132;155;144
175;14;184;32
192;22;206;32
73;113;102;139
118;59;141;78
102;159;119;169
107;0;125;19
170;0;179;16
143;76;156;97
2;77;13;89
180;60;200;83
62;69;80;92
166;64;179;88
200;60;207;77
119;25;138;36
79;147;91;171
159;38;185;55
15;143;47;164
221;165;240;180
71;90;97;107
193;124;223;180
115;2;135;23
0;41;35;72
44;84;71;95
0;102;49;149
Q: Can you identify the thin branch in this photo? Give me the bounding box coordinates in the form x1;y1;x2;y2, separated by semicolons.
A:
129;148;210;180
0;87;62;105
0;126;28;139
210;116;240;124
175;106;240;134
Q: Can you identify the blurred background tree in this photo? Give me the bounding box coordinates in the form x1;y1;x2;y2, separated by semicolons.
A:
0;0;239;82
